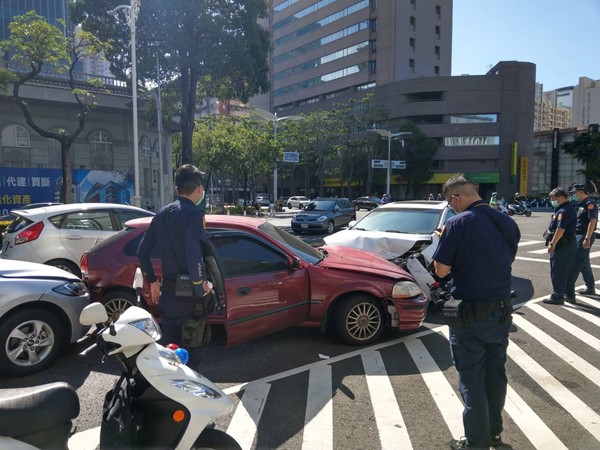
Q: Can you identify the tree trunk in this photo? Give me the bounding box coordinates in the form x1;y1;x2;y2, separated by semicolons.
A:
61;140;74;204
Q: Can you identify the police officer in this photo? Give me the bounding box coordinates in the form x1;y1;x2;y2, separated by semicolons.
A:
543;187;577;305
138;164;211;365
433;176;520;450
565;184;598;299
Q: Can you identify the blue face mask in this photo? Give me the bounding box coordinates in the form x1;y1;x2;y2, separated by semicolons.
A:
550;200;559;208
571;194;579;202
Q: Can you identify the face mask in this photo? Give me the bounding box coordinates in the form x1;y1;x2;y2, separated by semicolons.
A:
550;200;559;208
195;189;205;206
571;194;579;202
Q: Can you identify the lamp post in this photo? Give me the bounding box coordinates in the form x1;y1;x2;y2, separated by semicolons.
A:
368;129;412;196
108;0;141;207
250;108;303;201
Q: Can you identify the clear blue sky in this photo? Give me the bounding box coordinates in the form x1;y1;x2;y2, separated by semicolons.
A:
452;0;600;91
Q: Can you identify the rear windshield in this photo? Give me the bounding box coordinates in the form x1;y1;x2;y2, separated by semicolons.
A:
5;216;33;233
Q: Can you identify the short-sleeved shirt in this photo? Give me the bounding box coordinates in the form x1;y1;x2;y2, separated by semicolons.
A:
548;201;576;244
432;200;520;303
138;197;207;296
575;197;598;235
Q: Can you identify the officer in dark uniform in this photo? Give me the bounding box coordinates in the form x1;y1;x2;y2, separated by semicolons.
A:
543;187;577;305
433;176;520;450
565;184;598;299
138;164;211;365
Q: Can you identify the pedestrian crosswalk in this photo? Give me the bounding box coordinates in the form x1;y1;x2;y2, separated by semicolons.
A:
219;294;600;450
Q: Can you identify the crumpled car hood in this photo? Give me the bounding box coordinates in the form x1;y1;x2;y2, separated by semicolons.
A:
324;229;432;260
318;245;413;279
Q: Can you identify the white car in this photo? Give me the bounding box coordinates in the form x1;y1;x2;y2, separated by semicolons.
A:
324;200;455;298
287;196;310;209
1;203;153;277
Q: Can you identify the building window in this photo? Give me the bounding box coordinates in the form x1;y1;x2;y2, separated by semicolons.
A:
409;37;416;52
435;25;441;39
450;114;498;124
410;0;416;9
409;59;415;73
410;16;416;31
1;125;31;148
436;5;441;19
89;131;113;170
434;65;440;75
370;18;377;32
140;136;152;156
435;45;440;59
369;39;377;52
443;136;500;146
368;60;377;73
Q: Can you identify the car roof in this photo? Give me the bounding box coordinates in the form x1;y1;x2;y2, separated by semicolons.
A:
125;214;267;231
10;203;153;219
378;200;449;210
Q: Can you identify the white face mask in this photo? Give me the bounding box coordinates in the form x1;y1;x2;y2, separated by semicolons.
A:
195;189;205;206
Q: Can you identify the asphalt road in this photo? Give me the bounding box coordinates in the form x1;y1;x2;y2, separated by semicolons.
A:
3;209;600;449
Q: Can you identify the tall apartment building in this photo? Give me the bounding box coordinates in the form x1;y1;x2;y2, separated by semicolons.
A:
253;0;453;113
534;84;572;131
572;76;600;129
1;0;69;40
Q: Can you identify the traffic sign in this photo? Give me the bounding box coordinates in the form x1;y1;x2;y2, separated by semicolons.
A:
283;152;299;163
391;160;406;169
372;159;387;168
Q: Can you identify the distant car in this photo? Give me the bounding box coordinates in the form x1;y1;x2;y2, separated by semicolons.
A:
287;196;310;209
352;196;382;211
291;198;355;234
0;259;90;376
81;215;428;346
254;195;271;208
324;201;455;298
1;203;154;277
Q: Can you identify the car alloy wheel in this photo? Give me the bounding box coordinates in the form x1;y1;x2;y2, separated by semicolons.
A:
103;291;136;323
336;296;384;345
0;309;64;376
327;221;335;234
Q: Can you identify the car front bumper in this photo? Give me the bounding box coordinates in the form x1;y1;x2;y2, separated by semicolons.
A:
392;293;429;330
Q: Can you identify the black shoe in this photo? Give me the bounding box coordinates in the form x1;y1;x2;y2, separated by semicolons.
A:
577;287;596;295
543;296;564;305
492;435;513;449
449;438;490;450
565;296;577;305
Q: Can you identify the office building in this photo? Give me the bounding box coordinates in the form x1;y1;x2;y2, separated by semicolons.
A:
1;0;69;41
534;84;572;132
572;76;600;129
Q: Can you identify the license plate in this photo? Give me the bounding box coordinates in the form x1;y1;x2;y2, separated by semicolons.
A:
301;223;308;229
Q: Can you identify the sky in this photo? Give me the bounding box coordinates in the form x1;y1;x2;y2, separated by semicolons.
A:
452;0;600;91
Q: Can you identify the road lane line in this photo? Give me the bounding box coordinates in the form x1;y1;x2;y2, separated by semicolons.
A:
227;382;270;450
527;248;551;254
512;314;600;387
508;340;600;440
404;337;463;438
361;351;411;450
526;303;600;351
518;240;545;246
302;366;333;450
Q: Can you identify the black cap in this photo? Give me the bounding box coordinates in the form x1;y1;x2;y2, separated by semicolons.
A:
569;183;586;193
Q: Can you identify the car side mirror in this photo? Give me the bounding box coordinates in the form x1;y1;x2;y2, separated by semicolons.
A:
290;256;302;270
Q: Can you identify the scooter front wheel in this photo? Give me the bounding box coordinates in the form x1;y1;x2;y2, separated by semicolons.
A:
193;429;242;450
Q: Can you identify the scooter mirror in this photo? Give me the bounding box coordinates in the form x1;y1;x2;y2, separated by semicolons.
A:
80;302;109;326
133;267;144;290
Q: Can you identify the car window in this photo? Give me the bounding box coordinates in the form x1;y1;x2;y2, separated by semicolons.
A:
4;215;33;233
63;211;114;231
115;209;153;228
305;200;335;211
212;235;289;277
122;230;160;258
355;208;444;234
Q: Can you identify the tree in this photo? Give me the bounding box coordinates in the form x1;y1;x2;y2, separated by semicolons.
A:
396;121;438;199
562;130;600;192
1;11;110;203
72;0;271;165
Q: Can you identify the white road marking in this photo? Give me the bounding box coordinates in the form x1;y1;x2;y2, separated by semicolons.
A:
226;383;271;450
302;366;333;450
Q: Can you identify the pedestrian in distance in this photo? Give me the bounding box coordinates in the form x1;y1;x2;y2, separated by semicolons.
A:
433;175;520;450
137;164;213;368
543;187;577;305
490;192;500;210
565;184;598;300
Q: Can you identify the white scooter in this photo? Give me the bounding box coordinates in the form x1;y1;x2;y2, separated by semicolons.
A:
0;269;240;450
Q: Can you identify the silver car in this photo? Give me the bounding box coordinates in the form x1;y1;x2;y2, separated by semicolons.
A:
0;260;90;377
1;203;153;277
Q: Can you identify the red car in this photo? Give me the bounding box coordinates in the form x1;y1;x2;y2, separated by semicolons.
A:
80;215;428;346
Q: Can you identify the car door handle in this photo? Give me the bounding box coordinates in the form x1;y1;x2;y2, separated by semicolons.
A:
65;235;84;240
237;287;251;295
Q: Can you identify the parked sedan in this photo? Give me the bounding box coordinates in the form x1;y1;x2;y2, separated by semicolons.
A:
81;215;428;346
287;196;310;209
1;203;153;277
291;198;355;234
0;260;90;376
352;196;382;211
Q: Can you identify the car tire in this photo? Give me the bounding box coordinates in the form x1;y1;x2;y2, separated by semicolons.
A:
0;308;65;377
326;220;335;234
46;259;81;278
335;296;385;345
287;203;292;209
299;203;304;210
103;290;136;322
355;205;360;211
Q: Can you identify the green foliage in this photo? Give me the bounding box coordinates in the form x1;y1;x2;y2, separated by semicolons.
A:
562;131;600;189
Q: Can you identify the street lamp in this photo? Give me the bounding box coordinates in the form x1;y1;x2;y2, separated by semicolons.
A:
250;107;303;201
108;0;141;207
368;129;413;196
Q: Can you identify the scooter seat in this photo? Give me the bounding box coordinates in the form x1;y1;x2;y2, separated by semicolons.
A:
0;382;79;438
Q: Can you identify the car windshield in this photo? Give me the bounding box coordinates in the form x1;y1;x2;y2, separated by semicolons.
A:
304;200;335;211
353;208;443;234
258;222;323;264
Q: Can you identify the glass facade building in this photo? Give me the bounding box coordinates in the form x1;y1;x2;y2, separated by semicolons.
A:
1;0;69;41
